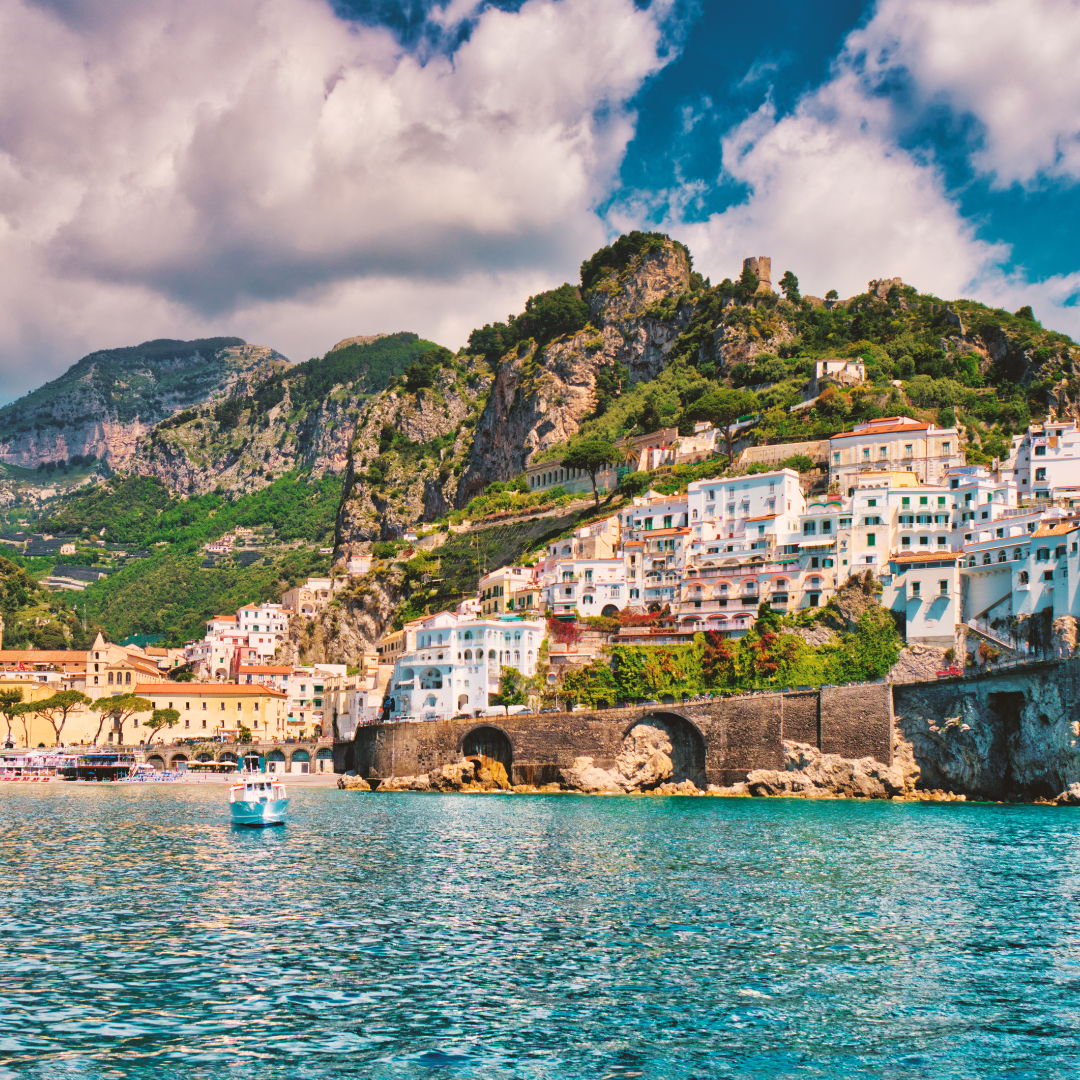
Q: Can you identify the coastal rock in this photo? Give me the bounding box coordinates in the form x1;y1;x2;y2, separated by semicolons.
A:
746;741;907;799
1054;783;1080;805
563;723;680;793
337;774;371;791
377;773;432;792
651;780;704;796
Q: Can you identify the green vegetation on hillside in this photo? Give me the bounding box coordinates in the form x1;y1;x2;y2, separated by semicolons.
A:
0;556;90;650
259;332;442;408
467;283;592;363
81;549;330;646
38;472;340;549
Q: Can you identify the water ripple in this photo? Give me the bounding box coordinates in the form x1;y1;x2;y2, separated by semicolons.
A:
1;787;1079;1077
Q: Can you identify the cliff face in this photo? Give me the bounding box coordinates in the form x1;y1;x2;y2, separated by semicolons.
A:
132;379;362;496
894;665;1080;799
0;339;284;470
277;568;404;666
335;362;491;545
456;241;692;502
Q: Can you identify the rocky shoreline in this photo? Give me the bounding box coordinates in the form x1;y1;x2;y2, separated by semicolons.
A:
339;730;1080;805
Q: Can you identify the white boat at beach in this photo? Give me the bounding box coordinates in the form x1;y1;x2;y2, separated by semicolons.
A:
229;777;288;827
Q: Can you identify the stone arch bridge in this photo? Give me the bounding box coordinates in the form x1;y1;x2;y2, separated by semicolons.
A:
340;683;893;787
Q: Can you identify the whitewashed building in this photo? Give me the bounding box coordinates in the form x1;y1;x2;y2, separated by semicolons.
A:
385;613;545;721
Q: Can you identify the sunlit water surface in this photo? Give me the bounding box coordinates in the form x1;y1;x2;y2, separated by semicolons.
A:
1;785;1079;1078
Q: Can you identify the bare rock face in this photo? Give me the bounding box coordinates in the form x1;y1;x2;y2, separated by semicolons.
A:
374;756;511;793
338;774;371;790
278;568;404;667
336;368;489;543
745;741;910;799
456;241;692;503
563;723;683;793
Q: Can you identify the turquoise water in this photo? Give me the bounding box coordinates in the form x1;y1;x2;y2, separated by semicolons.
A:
1;787;1079;1079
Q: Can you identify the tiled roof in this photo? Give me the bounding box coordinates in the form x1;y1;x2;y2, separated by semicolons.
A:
830;422;930;439
0;650;88;663
1032;523;1076;537
636;527;690;536
745;514;779;522
238;665;293;674
135;682;287;698
890;551;960;564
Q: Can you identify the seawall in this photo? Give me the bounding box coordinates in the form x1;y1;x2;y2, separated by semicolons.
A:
338;682;894;788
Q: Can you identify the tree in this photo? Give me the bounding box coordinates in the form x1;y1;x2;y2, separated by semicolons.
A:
28;690;91;746
561;438;622;506
144;707;181;747
10;702;36;747
0;688;23;746
491;666;527;716
688;388;759;462
90;694;152;746
737;266;759;301
778;270;800;302
825;289;839;301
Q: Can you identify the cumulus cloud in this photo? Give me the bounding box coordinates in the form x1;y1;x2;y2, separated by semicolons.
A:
847;0;1080;187
0;0;672;399
656;0;1080;335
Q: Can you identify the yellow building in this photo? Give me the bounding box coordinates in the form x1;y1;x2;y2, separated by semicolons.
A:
0;678;67;747
134;682;289;742
478;566;542;616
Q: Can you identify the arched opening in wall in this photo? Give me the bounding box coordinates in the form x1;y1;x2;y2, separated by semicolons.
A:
146;755;165;772
219;752;239;764
243;753;260;771
196;752;213;762
169;753;188;771
457;694;469;712
601;604;619;618
462;726;513;778
626;713;707;787
267;748;287;774
316;747;334;772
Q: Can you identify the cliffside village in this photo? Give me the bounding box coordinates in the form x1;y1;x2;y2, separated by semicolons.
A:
2;413;1080;748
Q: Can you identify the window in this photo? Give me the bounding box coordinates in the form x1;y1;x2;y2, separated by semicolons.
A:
921;536;930;547
1019;571;1029;584
644;518;653;530
938;537;947;548
202;719;207;728
833;452;840;465
1037;548;1050;561
901;497;910;507
220;702;226;710
707;489;715;500
911;581;921;597
185;702;190;710
811;557;819;569
663;515;672;529
951;478;959;489
202;702;207;710
863;448;871;461
803;521;816;535
1035;445;1046;456
879;446;888;459
1044;570;1054;582
867;534;876;547
937;497;946;506
901;536;911;548
821;520;832;534
125;672;131;685
108;672;114;685
868;498;877;507
942;442;951;454
1035;468;1047;482
920;496;928;506
939;580;948;595
904;444;914;457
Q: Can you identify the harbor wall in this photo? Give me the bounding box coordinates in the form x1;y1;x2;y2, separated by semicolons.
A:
341;682;894;787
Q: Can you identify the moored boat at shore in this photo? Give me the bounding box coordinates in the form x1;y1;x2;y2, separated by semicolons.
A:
229;777;288;826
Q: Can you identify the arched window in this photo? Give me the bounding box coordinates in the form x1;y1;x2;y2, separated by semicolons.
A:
108;671;114;685
982;553;991;564
463;630;473;641
425;695;437;708
1019;571;1029;584
997;550;1007;563
420;668;443;689
463;649;472;660
488;649;497;659
1013;548;1022;561
514;650;520;662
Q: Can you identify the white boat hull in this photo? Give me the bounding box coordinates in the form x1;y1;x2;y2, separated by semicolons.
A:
230;797;289;827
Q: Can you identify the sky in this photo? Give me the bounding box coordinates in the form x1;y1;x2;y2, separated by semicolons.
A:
1;0;1080;403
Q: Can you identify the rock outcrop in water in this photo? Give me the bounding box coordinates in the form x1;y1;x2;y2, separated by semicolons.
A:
371;756;512;793
746;741;913;799
563;724;679;793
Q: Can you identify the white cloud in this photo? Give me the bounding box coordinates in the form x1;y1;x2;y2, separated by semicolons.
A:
0;0;673;401
656;0;1080;337
846;0;1080;187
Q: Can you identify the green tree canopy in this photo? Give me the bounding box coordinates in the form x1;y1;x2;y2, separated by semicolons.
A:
687;388;759;462
27;690;91;746
561;438;622;506
90;694;153;746
779;270;800;301
144;707;181;747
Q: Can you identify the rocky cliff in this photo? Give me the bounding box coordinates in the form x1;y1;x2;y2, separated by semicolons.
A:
456;240;693;501
0;339;285;470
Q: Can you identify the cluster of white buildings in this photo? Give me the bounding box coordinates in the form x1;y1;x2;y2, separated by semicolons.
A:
454;416;1080;659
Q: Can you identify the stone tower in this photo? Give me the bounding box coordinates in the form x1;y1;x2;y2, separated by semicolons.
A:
742;256;772;293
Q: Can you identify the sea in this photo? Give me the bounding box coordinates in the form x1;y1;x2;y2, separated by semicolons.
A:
1;785;1078;1079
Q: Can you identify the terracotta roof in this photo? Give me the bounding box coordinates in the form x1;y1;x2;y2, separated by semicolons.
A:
1032;523;1076;537
890;551;960;564
637;528;690;536
238;665;293;674
212;615;239;623
0;650;88;663
831;422;930;440
745;514;779;522
135;682;287;698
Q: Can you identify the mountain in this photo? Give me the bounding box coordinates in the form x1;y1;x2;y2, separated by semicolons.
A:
0;337;287;471
131;331;445;496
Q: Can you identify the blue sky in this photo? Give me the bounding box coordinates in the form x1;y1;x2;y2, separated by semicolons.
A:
0;0;1078;402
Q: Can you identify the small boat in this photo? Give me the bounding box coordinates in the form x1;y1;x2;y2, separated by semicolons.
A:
229;777;288;827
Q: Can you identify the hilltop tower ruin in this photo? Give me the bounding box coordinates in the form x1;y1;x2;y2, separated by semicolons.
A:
743;256;772;294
